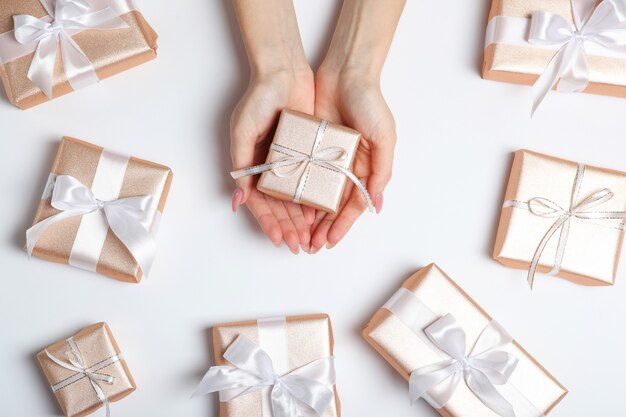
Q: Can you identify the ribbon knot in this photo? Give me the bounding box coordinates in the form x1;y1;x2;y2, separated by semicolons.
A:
13;0;129;98
409;314;519;417
528;0;626;114
26;174;157;276
193;335;336;417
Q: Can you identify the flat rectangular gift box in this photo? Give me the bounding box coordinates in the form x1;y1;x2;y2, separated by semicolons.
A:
494;149;626;286
28;136;173;282
0;0;158;109
37;322;135;417
256;109;361;213
482;0;626;98
363;264;567;417
212;314;341;417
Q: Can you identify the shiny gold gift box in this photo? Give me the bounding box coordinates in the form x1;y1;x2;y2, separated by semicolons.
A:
29;136;173;283
0;0;157;109
494;149;626;286
36;323;135;417
212;314;341;417
482;0;626;98
362;264;567;417
257;110;361;213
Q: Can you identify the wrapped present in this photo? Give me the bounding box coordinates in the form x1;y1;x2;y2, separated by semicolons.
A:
362;264;567;417
0;0;158;109
230;109;372;214
26;136;173;283
482;0;626;114
37;322;135;417
193;314;340;417
494;149;626;288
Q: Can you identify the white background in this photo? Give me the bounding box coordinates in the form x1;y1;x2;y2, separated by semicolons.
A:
1;1;626;416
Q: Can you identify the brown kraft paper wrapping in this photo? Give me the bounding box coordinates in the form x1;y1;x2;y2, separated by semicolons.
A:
0;0;158;109
36;322;135;417
362;264;567;417
29;136;173;283
494;149;626;286
482;0;626;98
212;314;341;417
257;109;361;214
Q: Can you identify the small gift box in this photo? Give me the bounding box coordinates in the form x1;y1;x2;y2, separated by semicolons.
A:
362;264;567;417
494;149;626;287
231;109;372;214
37;322;135;417
0;0;158;109
482;0;626;113
26;136;173;283
194;314;340;417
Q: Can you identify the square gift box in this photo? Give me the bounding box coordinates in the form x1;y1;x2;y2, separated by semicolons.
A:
26;136;173;283
232;109;366;214
194;314;341;417
494;149;626;287
363;264;567;417
482;0;626;108
0;0;158;109
37;322;135;417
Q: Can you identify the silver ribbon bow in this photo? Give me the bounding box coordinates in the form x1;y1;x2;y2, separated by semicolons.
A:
504;164;626;288
26;174;156;275
13;0;128;98
410;314;519;417
45;337;121;417
230;120;373;212
528;0;626;114
193;335;336;417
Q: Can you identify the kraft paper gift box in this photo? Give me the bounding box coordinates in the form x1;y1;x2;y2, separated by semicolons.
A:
27;136;173;283
231;109;371;214
482;0;626;112
37;322;135;417
0;0;158;109
494;149;626;287
194;314;341;417
362;264;567;417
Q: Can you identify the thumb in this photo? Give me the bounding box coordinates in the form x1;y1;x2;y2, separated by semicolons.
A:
367;132;396;214
230;127;257;205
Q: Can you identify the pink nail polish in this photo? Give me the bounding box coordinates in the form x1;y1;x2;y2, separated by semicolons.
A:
375;193;384;214
232;188;243;212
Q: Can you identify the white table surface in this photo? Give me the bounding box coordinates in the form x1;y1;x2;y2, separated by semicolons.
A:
2;1;626;416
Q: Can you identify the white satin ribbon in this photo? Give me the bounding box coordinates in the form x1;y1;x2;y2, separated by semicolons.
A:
193;335;336;417
484;0;626;115
230;119;374;212
503;163;626;288
384;288;543;417
12;0;130;98
26;174;157;275
45;337;123;417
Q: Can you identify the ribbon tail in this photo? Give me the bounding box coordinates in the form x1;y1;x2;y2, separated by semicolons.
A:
409;360;460;406
59;31;99;92
323;163;374;213
88;378;110;417
26;209;89;257
531;40;575;116
28;34;59;98
527;216;569;289
465;370;516;417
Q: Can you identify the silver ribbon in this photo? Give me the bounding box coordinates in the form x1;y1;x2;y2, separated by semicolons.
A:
13;0;129;98
528;0;626;115
193;335;336;417
504;163;626;288
409;314;519;417
230;119;373;212
46;337;122;417
26;174;156;275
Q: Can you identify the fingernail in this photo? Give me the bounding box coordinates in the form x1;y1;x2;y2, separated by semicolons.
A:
310;245;319;254
326;242;336;250
290;245;300;255
375;193;384;214
232;188;243;212
272;240;282;248
302;243;311;253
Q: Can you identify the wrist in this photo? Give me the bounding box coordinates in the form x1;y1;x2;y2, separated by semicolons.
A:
250;51;311;79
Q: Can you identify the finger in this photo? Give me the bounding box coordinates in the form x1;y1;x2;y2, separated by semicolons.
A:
230;111;263;204
367;133;396;214
327;184;370;249
246;192;282;247
284;203;312;252
302;206;316;225
267;198;301;254
310;213;334;254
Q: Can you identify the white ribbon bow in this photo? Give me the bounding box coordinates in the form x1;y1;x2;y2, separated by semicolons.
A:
528;0;626;114
26;174;156;275
45;343;116;417
13;0;128;98
409;314;519;417
193;335;336;417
